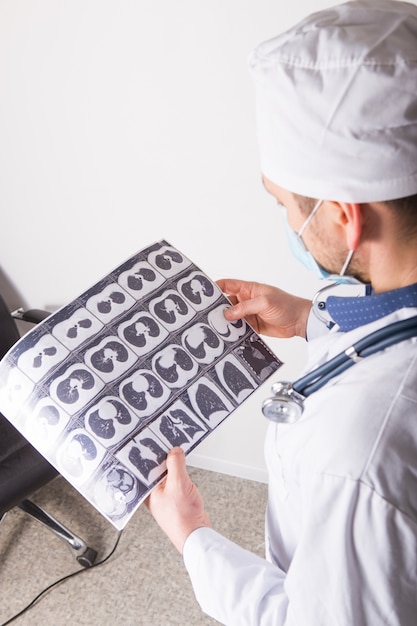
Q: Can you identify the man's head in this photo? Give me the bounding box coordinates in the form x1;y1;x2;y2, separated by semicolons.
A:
252;1;417;291
250;0;417;204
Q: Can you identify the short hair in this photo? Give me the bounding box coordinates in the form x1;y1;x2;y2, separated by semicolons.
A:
293;192;417;238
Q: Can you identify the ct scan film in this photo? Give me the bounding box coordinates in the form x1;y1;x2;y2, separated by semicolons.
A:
0;241;282;529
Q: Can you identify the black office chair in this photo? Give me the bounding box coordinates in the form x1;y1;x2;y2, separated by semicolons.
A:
0;293;97;568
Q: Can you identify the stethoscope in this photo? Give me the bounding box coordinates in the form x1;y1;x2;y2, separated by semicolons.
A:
262;314;417;424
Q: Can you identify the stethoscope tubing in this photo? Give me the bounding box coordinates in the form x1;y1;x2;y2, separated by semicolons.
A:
293;315;417;397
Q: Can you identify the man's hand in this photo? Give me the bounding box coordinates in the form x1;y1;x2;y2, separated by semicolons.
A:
216;278;311;339
146;447;211;553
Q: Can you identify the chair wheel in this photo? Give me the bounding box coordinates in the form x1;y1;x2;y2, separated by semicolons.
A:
76;547;98;568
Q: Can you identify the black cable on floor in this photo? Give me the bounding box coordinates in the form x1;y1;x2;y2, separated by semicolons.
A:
0;530;124;626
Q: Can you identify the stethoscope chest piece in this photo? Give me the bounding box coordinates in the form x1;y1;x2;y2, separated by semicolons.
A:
262;314;417;425
262;381;305;424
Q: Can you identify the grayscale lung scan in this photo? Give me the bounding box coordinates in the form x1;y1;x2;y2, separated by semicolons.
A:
0;240;282;528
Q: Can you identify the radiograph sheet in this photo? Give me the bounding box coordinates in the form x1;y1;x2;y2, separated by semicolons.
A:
0;241;282;529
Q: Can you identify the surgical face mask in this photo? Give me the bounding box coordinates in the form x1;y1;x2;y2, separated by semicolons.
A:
281;202;362;285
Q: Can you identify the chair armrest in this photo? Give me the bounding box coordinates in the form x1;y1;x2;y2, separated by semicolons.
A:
11;308;51;324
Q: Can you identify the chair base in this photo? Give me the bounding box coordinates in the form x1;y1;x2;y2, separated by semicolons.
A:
18;499;98;568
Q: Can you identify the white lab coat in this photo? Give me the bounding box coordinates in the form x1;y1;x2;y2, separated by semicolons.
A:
183;307;417;625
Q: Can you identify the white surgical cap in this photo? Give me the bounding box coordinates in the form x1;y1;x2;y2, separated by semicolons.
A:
249;0;417;202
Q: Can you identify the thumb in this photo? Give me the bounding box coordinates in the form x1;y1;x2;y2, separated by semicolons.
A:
165;447;188;489
224;303;242;320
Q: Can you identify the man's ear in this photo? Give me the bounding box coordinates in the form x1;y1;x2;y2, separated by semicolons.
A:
342;203;363;250
328;201;363;250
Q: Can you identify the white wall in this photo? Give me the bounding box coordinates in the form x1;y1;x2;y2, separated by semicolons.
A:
0;0;337;482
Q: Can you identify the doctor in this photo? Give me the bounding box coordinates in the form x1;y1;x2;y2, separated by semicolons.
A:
147;1;417;624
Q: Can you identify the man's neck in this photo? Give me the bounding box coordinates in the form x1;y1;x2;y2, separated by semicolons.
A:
369;244;417;294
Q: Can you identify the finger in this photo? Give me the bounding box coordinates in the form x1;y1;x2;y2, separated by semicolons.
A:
216;278;245;296
223;304;243;320
226;294;266;320
144;476;166;509
165;447;189;490
215;278;228;293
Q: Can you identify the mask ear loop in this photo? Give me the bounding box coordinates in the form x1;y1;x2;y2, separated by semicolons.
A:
299;201;356;281
297;199;323;238
340;249;354;277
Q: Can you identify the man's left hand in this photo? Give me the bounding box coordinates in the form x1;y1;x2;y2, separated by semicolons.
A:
146;447;211;553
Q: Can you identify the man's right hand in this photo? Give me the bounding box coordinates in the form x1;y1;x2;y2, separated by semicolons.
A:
216;278;311;339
